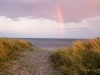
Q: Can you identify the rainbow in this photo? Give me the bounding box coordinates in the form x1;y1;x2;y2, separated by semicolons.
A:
57;6;64;24
57;5;65;38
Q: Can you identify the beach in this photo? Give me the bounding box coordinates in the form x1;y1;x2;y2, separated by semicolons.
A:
5;38;86;75
2;38;100;75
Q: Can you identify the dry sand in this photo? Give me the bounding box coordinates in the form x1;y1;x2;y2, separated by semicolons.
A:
4;39;84;75
1;39;79;75
6;48;61;75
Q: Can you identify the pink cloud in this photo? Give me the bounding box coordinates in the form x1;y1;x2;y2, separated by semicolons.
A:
0;0;100;22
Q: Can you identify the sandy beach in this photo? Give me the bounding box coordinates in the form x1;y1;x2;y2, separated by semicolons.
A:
6;49;60;75
5;39;79;75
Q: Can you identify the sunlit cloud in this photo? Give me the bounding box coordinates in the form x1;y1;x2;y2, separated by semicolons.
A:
0;16;100;38
0;0;100;38
0;0;100;22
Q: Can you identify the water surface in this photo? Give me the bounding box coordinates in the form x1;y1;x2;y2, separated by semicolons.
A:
23;38;86;50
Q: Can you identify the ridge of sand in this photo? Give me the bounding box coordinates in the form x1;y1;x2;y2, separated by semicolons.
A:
6;49;60;75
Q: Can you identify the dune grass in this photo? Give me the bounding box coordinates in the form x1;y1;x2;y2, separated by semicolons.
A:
51;38;100;75
0;37;34;74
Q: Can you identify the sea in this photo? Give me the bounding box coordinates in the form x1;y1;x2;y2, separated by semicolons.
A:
23;38;86;50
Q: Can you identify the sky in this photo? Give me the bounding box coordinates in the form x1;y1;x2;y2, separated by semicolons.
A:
0;0;100;38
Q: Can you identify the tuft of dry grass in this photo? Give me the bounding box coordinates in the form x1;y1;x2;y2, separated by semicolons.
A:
51;38;100;75
0;37;34;74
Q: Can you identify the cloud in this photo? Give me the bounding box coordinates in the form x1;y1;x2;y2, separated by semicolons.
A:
54;28;89;30
0;0;100;22
53;16;100;38
0;16;100;38
0;16;62;38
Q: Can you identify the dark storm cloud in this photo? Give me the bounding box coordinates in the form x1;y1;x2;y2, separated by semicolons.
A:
0;0;100;22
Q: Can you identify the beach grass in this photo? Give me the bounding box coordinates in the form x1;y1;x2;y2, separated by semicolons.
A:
51;38;100;75
0;37;34;74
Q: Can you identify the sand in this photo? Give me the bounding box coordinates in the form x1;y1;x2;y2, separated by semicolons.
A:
6;48;61;75
5;39;77;75
3;39;84;75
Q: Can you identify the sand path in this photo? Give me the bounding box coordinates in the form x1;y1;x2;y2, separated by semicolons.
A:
6;49;60;75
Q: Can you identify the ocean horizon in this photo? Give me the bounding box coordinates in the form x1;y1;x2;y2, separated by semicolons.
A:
22;38;86;50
